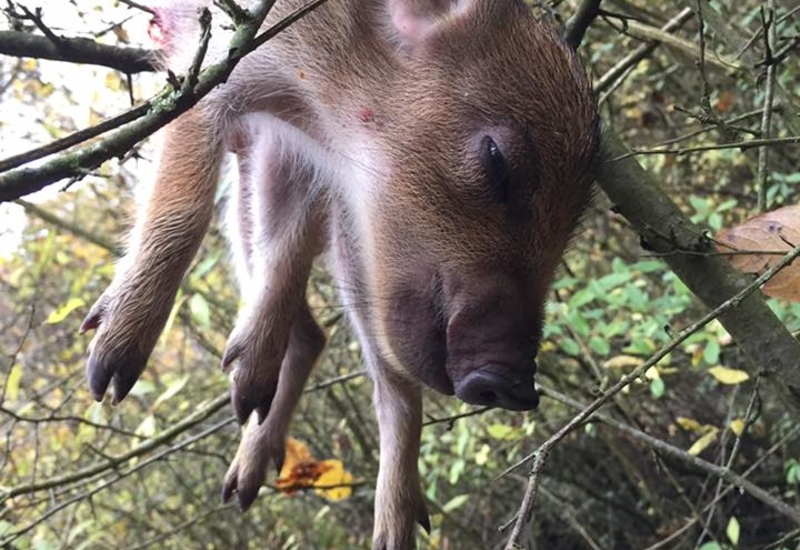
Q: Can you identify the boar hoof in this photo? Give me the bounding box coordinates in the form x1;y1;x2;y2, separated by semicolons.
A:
222;422;287;511
222;328;284;424
81;291;155;404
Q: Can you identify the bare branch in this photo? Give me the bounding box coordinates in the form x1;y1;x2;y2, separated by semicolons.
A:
0;30;155;73
564;0;602;49
0;0;329;203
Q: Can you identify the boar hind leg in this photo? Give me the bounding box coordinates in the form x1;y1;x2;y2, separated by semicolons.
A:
222;301;325;510
222;114;327;424
82;110;224;404
371;370;429;550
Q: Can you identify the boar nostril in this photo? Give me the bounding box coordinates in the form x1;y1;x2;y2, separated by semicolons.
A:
454;365;539;411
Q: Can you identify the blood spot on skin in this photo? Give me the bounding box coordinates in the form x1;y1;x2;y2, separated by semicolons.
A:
359;108;375;123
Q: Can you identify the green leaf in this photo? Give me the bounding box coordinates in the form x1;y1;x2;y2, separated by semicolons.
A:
487;424;513;440
153;375;190;410
699;543;722;550
597;271;632;292
703;340;721;365
189;293;211;328
128;379;156;397
46;297;85;324
190;255;219;282
561;338;580;356
726;516;740;546
5;363;23;401
135;414;157;438
567;311;590;337
650;377;666;398
475;444;490;466
631;260;664;273
568;288;595;309
448;459;465;485
589;336;611;356
442;494;469;513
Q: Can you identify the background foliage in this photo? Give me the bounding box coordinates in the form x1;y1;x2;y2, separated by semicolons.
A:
1;1;800;549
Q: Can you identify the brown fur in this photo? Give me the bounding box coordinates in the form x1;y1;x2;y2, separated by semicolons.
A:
82;1;599;548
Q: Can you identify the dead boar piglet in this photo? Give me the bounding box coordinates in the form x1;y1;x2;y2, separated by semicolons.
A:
81;1;599;548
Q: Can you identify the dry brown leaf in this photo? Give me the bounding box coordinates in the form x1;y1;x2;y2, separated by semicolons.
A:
716;205;800;301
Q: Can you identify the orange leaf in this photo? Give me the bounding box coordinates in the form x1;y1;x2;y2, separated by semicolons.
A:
274;438;353;500
716;205;800;301
715;91;736;113
276;460;333;494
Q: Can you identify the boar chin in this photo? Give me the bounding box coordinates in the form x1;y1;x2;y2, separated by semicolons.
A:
383;276;454;395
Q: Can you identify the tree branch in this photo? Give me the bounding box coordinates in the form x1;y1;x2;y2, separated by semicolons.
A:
0;30;156;73
599;132;800;397
565;0;602;50
500;243;800;547
0;0;329;203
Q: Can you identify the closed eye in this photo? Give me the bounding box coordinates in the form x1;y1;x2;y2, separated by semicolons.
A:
481;135;510;203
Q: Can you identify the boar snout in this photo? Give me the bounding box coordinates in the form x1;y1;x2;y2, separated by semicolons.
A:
454;363;539;410
442;272;542;410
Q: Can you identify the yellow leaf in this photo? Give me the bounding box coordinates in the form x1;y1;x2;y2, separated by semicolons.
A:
276;438;353;501
729;419;745;436
105;72;123;92
676;417;703;432
602;355;644;369
708;366;750;385
688;428;719;456
46;297;86;324
6;364;23;401
313;459;353;501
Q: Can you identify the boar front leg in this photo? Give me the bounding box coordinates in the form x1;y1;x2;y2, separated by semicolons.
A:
82;110;224;403
222;301;325;510
221;114;327;424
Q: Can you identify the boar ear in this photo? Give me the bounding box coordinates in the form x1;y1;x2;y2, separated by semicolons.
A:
387;0;474;44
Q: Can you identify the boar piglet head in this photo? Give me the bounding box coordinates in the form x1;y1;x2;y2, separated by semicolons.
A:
336;0;599;411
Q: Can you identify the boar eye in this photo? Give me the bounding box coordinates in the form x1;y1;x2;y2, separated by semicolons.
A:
481;136;510;202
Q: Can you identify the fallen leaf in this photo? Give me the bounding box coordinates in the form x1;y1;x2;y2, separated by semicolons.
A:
708;366;750;385
729;418;745;436
313;460;353;501
688;428;719;456
603;355;644;369
275;437;353;501
676;417;703;432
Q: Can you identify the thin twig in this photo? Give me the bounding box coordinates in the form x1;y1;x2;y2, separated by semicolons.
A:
613;135;800;161
757;2;778;212
595;8;694;94
500;242;800;549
